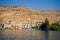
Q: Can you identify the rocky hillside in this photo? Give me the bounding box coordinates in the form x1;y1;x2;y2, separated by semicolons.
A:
0;6;60;24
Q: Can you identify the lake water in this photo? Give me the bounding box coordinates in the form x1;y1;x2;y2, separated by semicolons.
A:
0;29;60;40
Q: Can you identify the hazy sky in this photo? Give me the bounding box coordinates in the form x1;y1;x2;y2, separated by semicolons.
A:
0;0;60;10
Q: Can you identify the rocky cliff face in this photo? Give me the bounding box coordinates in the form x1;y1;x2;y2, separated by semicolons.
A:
0;6;60;24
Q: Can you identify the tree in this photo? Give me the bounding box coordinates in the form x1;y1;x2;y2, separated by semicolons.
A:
50;22;60;31
39;18;49;31
32;26;38;30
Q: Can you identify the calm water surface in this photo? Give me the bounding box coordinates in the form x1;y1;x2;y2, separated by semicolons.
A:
0;29;60;40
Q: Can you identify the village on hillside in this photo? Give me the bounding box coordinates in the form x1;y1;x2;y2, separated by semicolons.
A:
0;6;60;31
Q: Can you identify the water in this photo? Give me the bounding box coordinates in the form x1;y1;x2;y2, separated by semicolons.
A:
0;29;60;40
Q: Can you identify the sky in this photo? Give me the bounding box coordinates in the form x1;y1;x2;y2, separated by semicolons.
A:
0;0;60;10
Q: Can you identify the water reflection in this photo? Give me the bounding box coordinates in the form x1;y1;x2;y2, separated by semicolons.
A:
0;30;60;40
45;31;49;40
